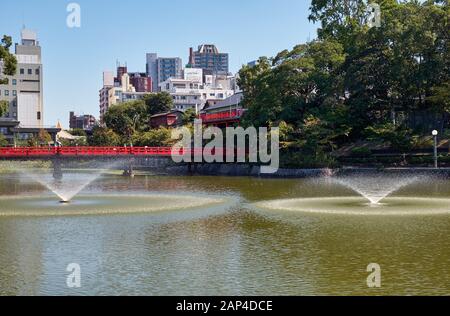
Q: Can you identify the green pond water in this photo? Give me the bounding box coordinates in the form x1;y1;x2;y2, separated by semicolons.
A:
0;173;449;295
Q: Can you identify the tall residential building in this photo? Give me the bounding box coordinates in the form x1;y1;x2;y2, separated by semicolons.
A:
146;53;182;91
116;64;128;85
146;53;158;92
129;72;152;92
157;57;183;85
0;29;43;127
99;68;148;122
187;44;229;76
99;71;114;123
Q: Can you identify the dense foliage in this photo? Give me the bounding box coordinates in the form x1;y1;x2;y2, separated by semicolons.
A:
96;92;176;146
0;134;8;147
27;129;52;147
0;35;17;85
238;0;449;166
0;100;8;117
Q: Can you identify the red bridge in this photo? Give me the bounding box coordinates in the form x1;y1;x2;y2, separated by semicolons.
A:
0;147;177;158
0;147;243;158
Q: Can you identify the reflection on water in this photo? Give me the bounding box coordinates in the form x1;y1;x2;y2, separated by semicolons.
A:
0;173;449;295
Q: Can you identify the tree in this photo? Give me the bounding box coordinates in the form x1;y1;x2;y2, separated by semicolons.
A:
131;128;173;147
28;129;52;147
69;128;87;137
238;39;345;129
0;134;8;147
309;0;449;134
235;0;449;167
0;100;8;117
88;126;122;146
0;35;17;84
103;100;148;141
182;108;197;125
144;92;173;116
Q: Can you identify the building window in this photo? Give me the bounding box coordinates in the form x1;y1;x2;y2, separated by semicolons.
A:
12;79;17;85
20;69;24;75
12;90;17;96
28;69;32;75
35;69;40;75
37;112;41;120
5;90;9;96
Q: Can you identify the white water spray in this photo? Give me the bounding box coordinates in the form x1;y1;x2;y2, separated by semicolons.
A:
18;161;118;202
332;174;421;205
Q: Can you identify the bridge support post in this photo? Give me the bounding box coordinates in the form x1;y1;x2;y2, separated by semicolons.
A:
187;163;198;175
123;159;135;178
52;159;63;180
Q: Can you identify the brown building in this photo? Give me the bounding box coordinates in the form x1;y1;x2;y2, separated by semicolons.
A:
69;112;97;131
130;73;152;92
150;111;183;129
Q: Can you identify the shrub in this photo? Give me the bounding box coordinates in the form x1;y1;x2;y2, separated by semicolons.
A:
365;123;414;153
88;127;122;146
0;134;8;147
281;151;338;169
351;146;372;157
131;128;173;147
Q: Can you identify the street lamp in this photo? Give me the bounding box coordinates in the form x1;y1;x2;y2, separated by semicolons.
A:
432;130;439;169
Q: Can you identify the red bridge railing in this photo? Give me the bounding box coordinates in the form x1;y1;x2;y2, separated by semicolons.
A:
0;147;248;158
0;147;177;157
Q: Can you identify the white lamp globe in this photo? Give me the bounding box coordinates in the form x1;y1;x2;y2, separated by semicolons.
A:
432;130;438;136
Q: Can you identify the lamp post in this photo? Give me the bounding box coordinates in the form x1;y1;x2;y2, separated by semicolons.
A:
432;130;439;169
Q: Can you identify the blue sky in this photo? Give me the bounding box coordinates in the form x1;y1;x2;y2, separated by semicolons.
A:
0;0;317;126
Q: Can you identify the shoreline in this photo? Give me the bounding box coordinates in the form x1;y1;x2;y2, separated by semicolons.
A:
164;164;450;178
2;164;450;178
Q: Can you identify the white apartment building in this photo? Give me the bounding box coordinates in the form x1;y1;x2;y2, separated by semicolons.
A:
99;72;148;122
159;75;236;112
0;29;43;128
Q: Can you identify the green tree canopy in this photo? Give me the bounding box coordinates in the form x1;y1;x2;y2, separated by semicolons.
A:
0;134;8;147
182;108;197;125
69;128;87;137
237;0;449;165
0;35;17;85
88;126;122;146
103;100;148;140
0;100;8;117
144;92;174;116
131;128;173;147
28;129;52;147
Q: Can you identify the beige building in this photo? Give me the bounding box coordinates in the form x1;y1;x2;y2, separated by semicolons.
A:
0;29;43;128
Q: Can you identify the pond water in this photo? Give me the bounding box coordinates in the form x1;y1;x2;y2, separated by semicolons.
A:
0;172;449;295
